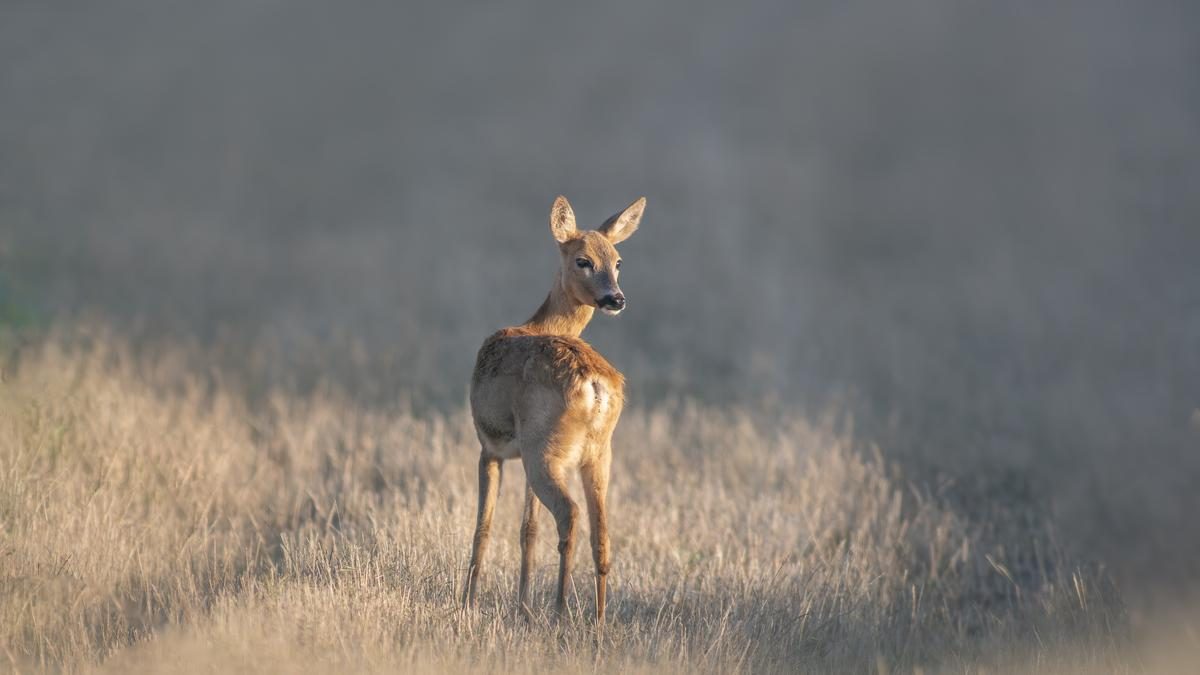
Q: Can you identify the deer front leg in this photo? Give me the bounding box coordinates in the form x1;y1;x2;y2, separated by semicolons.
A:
518;482;539;619
463;453;502;610
582;454;611;621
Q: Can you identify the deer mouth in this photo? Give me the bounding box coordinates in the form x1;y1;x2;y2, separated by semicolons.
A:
596;294;626;315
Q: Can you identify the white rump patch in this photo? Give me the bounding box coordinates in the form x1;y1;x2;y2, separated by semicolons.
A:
591;380;609;415
568;379;612;418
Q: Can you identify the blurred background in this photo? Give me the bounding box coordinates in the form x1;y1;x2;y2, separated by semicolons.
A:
2;1;1198;598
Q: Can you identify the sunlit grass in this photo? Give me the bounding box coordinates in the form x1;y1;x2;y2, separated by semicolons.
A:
5;329;1190;673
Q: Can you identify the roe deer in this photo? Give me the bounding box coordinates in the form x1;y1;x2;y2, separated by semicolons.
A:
462;195;646;621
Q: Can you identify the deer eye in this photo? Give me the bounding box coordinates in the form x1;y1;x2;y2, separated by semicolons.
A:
575;258;593;269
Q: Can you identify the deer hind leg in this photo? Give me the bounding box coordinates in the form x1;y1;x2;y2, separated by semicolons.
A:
517;481;539;619
463;453;502;609
523;456;579;617
581;453;611;621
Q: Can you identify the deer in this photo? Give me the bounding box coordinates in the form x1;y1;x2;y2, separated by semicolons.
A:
462;195;646;622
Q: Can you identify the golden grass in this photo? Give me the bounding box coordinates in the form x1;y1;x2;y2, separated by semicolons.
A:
0;330;1194;673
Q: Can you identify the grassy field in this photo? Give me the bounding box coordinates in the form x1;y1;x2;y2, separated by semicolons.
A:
3;3;1200;672
2;327;1195;674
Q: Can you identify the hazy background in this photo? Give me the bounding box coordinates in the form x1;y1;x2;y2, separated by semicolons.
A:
3;1;1199;594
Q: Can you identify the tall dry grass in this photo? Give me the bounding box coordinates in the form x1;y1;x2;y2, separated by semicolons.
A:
4;328;1175;674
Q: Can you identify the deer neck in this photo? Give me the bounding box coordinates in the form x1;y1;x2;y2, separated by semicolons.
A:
521;270;595;337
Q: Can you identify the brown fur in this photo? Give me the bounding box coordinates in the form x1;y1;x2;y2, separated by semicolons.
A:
461;195;645;621
473;328;625;397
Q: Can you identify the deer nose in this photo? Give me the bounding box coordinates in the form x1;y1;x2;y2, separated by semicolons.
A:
599;293;625;310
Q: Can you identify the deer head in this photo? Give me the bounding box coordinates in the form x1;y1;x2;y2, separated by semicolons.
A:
548;195;645;316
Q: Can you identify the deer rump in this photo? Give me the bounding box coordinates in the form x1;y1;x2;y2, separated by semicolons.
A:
470;329;625;461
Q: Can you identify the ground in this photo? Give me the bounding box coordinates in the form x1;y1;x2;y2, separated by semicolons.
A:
3;328;1196;674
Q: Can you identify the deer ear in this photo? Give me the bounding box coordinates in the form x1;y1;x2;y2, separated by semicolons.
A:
598;197;646;244
549;195;577;243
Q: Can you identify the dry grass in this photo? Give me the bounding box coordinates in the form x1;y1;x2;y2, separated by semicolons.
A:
3;3;1198;671
6;328;1192;674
